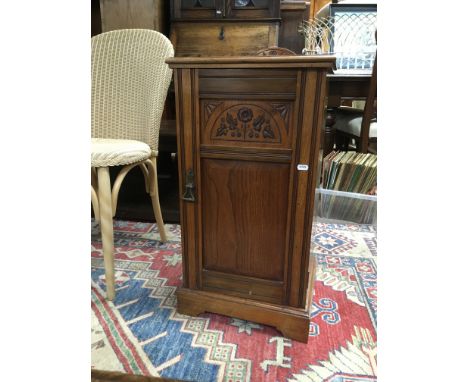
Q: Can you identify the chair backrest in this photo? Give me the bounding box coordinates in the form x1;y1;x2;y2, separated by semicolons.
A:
91;29;174;155
359;52;377;152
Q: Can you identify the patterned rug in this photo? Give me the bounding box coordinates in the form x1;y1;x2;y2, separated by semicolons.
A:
91;219;377;382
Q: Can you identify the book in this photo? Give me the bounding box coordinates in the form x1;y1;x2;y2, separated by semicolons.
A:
361;157;378;194
333;151;355;191
321;151;377;194
318;151;377;225
322;151;339;189
340;152;362;191
354;155;376;194
327;151;346;189
347;153;370;192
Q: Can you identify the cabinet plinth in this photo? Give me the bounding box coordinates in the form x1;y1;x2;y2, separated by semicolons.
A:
167;55;335;343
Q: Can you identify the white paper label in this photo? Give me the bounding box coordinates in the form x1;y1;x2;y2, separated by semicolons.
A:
297;164;309;171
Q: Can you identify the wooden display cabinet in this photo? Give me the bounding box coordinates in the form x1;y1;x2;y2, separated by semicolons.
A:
167;55;334;343
170;0;281;56
171;0;280;20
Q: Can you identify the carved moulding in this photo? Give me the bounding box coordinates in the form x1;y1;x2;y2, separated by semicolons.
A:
206;103;290;144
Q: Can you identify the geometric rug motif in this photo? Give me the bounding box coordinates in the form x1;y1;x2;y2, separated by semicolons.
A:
315;253;377;328
91;219;377;382
312;222;377;258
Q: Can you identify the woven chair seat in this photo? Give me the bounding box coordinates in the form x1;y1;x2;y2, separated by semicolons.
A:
91;138;151;167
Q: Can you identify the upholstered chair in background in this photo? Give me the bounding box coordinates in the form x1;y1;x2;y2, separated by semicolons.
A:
335;55;377;154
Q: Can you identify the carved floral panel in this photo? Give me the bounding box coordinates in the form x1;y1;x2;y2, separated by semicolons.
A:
202;101;291;146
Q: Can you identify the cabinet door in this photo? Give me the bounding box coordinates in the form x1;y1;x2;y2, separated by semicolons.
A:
194;68;299;305
172;0;280;20
175;64;326;309
225;0;280;19
172;0;224;19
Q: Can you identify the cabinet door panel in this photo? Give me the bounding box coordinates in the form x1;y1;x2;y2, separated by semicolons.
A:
178;0;219;19
226;0;279;19
181;0;216;8
173;0;280;19
201;158;290;281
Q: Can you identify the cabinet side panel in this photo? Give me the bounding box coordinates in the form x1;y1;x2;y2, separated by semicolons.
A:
175;68;199;289
287;70;318;308
201;158;289;281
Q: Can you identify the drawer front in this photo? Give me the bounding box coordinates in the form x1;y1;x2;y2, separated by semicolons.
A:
202;270;283;304
171;22;278;56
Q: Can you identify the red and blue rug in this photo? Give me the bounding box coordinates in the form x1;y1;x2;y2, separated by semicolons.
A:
91;220;377;382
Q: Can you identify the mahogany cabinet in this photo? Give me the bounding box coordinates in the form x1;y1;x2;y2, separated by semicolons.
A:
170;0;281;56
171;0;280;20
167;55;335;343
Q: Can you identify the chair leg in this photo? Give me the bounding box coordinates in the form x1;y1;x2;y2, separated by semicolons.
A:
336;133;350;151
97;167;115;300
91;168;100;222
356;138;370;153
149;157;167;242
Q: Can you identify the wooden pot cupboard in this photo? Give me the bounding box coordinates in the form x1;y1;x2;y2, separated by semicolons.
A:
167;55;335;343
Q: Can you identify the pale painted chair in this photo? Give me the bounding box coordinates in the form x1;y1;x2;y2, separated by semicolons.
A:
91;29;174;300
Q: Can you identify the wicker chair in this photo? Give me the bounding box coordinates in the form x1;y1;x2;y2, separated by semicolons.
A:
91;29;174;300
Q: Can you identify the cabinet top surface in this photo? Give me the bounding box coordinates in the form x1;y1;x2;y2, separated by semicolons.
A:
166;55;336;68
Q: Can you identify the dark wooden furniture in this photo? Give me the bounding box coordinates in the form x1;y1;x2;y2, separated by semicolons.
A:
98;0;169;35
171;0;280;19
278;1;310;54
169;0;281;56
323;72;372;156
167;55;334;343
91;0;102;36
335;55;377;153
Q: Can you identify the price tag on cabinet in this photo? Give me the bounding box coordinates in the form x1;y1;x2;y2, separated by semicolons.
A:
297;164;309;171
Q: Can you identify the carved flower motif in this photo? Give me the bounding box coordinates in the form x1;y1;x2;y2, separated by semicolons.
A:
237;107;253;123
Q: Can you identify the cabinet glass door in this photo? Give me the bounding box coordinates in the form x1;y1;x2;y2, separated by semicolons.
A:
174;0;279;19
227;0;279;19
234;0;269;8
181;0;216;8
176;0;221;18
